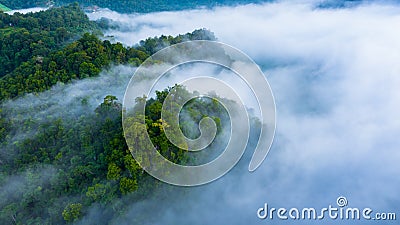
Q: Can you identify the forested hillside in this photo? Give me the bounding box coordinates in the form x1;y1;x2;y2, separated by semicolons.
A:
1;85;226;224
0;19;214;100
0;3;97;77
0;2;214;101
0;4;219;224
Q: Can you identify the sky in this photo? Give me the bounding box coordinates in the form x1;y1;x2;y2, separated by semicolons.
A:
2;1;399;224
85;0;400;224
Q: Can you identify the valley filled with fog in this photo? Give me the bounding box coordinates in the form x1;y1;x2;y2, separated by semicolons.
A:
82;1;400;224
1;1;399;224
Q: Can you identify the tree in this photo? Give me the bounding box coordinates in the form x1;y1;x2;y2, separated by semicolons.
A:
119;177;138;195
86;183;107;202
107;163;121;180
62;203;82;223
79;61;100;78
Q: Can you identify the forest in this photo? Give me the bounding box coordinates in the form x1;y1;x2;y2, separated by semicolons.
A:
0;3;215;100
0;3;220;224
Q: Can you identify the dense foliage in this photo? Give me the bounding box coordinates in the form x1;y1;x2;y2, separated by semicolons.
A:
0;3;98;77
0;87;230;224
0;4;221;224
0;2;215;101
0;21;214;100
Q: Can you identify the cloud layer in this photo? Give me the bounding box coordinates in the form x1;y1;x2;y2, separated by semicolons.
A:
2;1;399;224
86;1;400;224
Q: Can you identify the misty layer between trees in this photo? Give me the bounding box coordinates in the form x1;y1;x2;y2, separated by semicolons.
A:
0;3;237;224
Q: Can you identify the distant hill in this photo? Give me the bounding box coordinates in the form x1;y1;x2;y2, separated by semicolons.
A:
0;0;49;10
317;0;364;9
0;3;11;12
0;0;372;13
0;0;270;13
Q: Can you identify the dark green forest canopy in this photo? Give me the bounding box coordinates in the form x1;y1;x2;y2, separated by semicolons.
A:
0;3;215;101
0;3;97;77
0;0;269;13
0;3;220;224
0;29;214;101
